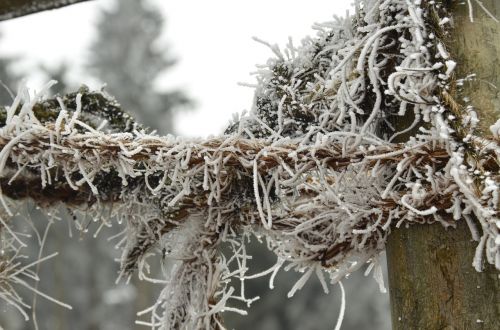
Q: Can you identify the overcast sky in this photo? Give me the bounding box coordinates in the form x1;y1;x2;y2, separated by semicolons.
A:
0;0;353;137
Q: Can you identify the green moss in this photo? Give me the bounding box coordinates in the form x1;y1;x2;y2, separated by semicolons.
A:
0;86;142;133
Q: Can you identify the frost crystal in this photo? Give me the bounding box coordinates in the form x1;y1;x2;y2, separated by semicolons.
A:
0;1;498;329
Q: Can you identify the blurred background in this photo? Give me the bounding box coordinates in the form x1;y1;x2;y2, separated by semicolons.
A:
0;0;391;329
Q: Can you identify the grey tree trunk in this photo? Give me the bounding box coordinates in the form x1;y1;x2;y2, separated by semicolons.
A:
387;1;500;329
0;0;91;21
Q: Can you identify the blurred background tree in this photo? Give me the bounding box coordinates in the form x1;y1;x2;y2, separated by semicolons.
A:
0;32;18;106
88;0;191;134
39;62;72;95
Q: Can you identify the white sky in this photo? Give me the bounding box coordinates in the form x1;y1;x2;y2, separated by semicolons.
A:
0;0;353;137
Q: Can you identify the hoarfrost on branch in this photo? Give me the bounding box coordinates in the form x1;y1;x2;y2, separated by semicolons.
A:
0;0;498;329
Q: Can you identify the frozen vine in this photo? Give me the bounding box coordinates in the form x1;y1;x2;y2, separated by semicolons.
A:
0;0;498;329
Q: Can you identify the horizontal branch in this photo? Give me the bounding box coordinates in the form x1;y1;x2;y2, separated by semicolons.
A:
0;0;92;21
0;119;454;206
1;88;498;276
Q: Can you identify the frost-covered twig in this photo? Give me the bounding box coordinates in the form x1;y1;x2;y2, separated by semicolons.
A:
0;0;499;329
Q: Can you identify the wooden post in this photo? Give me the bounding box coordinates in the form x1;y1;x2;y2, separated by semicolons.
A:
386;1;500;329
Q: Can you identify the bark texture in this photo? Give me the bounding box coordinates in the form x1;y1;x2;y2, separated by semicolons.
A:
387;221;499;329
0;0;91;21
387;1;500;329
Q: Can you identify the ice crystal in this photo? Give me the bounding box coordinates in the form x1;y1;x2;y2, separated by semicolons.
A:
0;1;498;329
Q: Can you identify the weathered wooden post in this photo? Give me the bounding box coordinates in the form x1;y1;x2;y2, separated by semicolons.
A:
386;1;500;328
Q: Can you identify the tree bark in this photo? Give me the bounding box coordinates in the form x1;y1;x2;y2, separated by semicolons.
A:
387;1;500;329
0;0;92;21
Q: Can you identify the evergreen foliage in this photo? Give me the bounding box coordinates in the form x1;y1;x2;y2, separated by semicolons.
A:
88;0;191;133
